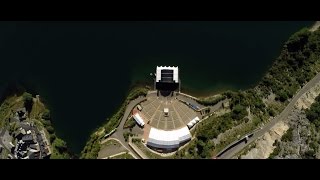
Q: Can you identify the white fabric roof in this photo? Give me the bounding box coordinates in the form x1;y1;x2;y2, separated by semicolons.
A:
156;66;179;83
147;126;191;149
187;117;200;129
133;113;145;126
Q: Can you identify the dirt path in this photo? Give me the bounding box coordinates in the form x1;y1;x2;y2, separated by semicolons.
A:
310;21;320;32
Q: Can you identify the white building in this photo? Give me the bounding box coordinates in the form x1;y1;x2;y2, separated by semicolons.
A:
147;126;191;150
187;116;200;129
133;112;145;127
155;66;180;91
156;66;179;83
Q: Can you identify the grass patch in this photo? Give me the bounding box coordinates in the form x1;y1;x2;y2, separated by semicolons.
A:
0;95;23;128
197;94;226;106
124;117;136;129
110;152;134;159
133;139;170;159
101;139;121;148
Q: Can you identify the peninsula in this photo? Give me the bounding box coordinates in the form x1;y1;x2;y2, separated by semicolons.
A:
81;22;320;159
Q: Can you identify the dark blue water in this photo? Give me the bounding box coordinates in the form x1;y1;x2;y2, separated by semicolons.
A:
0;21;313;153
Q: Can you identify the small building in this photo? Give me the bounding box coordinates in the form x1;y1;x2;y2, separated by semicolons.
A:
132;112;145;127
187;117;200;129
17;141;28;152
15;128;27;140
22;134;34;143
155;66;180;91
20;122;32;131
137;104;143;111
17;151;28;159
164;108;169;117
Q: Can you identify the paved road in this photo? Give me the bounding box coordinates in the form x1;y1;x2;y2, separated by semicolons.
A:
108;96;146;159
128;136;149;159
106;92;226;159
217;71;320;159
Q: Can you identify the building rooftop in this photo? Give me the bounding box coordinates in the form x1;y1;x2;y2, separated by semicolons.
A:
156;66;179;83
22;134;33;142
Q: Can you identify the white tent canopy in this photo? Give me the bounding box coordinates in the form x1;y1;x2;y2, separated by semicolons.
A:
187;116;200;129
147;126;191;149
133;113;145;127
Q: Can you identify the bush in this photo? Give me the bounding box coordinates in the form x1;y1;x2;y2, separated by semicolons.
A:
268;108;276;117
197;95;226;106
306;95;320;130
50;134;56;143
281;128;293;142
54;138;68;153
232;104;247;120
22;92;33;112
42;110;51;120
124;117;136;129
123;132;131;142
46;125;55;134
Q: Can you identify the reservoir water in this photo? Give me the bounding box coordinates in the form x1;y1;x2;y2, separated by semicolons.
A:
0;21;313;153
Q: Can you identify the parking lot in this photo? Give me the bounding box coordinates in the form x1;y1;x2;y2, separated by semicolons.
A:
140;94;198;130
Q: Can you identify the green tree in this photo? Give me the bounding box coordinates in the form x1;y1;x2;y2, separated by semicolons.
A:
42;110;51;120
22;92;33;112
54;138;68;153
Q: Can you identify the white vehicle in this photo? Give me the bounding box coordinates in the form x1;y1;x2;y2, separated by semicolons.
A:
137;104;143;111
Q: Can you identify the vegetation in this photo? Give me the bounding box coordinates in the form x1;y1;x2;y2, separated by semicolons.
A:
197;94;226;106
80;86;149;159
110;152;135;159
8;121;19;135
259;28;320;101
104;86;149;134
133;139;167;159
124;117;136;129
178;27;320;158
81;26;320;159
80;132;102;159
123;131;134;142
22;92;33;113
306;95;320;130
269;140;281;159
0;91;71;159
281;127;293;142
41;110;51;120
0;95;24;128
101;139;121;148
303;94;320;159
38;112;71;159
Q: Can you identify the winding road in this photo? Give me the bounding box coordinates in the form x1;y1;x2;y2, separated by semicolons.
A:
217;70;320;159
106;96;146;159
